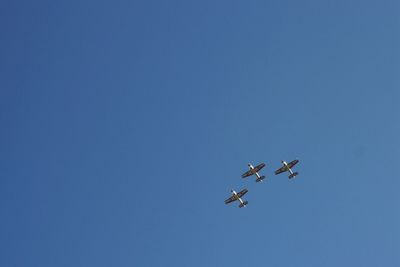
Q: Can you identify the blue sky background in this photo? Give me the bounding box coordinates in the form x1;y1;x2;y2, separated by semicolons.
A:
1;0;399;266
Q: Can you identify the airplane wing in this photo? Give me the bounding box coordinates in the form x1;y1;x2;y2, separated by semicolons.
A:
254;163;266;172
274;165;287;175
287;159;299;169
237;188;248;198
224;195;236;204
241;169;254;178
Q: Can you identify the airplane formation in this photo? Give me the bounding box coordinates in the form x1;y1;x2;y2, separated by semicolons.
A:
224;159;300;208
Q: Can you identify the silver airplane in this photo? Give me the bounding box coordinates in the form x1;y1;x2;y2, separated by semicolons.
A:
241;163;266;182
275;159;299;179
224;189;249;208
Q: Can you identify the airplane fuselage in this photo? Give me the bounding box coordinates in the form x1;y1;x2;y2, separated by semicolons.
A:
248;163;261;179
231;190;244;204
282;161;294;175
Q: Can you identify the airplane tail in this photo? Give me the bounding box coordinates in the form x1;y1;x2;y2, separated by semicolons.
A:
239;201;248;208
256;175;266;182
289;172;299;179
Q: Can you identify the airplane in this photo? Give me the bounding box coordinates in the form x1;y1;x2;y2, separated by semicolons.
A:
224;189;249;208
274;159;299;179
241;163;266;182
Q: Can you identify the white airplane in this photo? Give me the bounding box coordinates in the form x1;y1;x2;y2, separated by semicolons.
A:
275;159;299;179
241;163;266;182
224;189;249;208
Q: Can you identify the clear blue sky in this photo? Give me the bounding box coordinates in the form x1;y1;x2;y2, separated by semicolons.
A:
1;0;399;266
